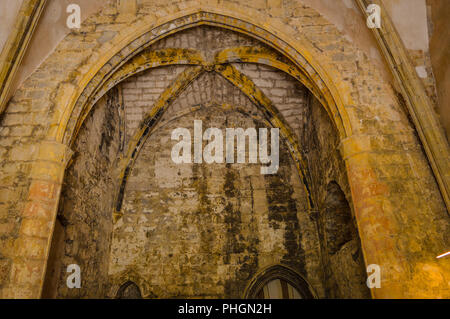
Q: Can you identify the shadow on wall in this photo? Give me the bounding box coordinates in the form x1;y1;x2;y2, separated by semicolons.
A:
319;181;371;299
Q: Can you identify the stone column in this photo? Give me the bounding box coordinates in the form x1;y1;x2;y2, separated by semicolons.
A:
341;134;450;298
4;141;72;298
340;134;402;298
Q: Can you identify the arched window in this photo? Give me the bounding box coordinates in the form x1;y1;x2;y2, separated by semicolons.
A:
115;281;143;299
255;278;303;299
244;265;315;299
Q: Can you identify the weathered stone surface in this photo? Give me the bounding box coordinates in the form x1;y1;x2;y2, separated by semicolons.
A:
0;1;448;299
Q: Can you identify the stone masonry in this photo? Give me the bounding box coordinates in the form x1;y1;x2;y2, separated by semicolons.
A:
0;1;448;299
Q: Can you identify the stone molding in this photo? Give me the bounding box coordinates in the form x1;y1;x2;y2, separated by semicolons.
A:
354;0;450;213
0;0;47;116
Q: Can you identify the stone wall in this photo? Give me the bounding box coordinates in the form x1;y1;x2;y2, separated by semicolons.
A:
43;26;376;298
428;0;450;140
0;0;448;298
109;105;319;298
299;94;370;298
43;90;122;298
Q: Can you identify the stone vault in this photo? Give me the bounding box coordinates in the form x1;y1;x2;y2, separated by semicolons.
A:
0;1;448;299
